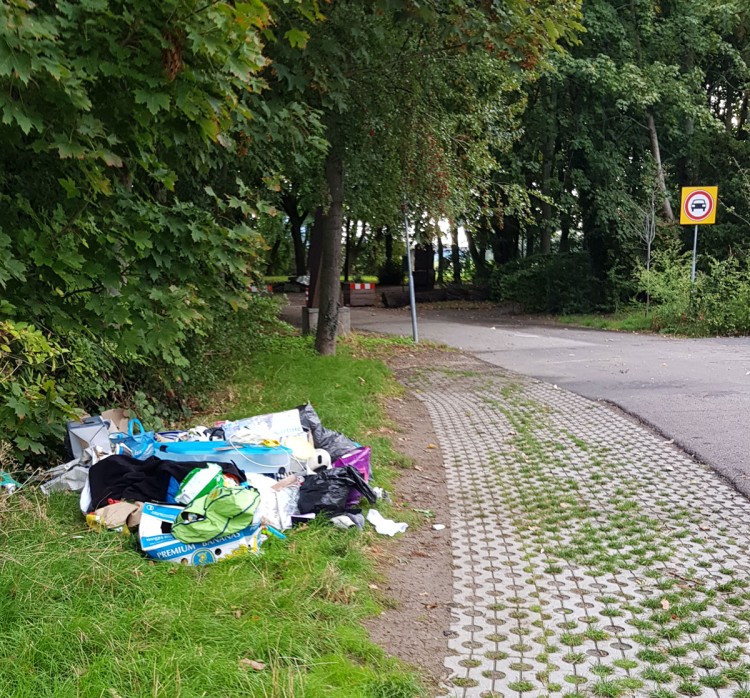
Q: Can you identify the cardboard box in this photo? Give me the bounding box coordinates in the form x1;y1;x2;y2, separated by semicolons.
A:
139;503;263;565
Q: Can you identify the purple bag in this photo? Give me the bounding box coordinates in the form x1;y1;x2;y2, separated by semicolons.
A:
332;447;371;506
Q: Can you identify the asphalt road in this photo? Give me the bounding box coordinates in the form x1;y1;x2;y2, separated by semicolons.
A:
346;304;750;497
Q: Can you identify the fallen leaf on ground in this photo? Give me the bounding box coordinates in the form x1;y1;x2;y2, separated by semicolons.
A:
233;609;242;619
368;584;379;590
239;659;266;672
426;444;437;449
661;599;670;610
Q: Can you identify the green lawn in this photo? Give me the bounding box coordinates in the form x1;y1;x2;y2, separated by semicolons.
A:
0;335;424;698
555;308;655;333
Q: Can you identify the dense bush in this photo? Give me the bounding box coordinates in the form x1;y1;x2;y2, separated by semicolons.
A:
377;259;404;286
641;245;750;336
0;1;311;464
0;296;289;465
490;253;618;314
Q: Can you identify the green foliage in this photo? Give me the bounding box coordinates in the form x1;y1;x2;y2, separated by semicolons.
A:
476;0;750;322
377;260;403;286
641;245;750;336
0;0;324;459
490;253;619;313
0;321;79;455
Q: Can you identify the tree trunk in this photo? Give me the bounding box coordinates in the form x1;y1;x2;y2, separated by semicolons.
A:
725;87;734;133
738;91;749;134
437;236;444;284
491;214;519;264
343;218;352;281
559;216;571;254
291;220;307;276
265;236;282;275
525;226;535;257
646;111;675;222
281;191;308;276
354;222;369;256
315;151;345;356
451;224;461;283
540;83;558;255
466;227;486;278
384;228;394;262
306;207;325;308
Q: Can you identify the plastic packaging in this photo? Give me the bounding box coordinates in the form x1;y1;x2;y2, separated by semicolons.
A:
0;471;20;494
297;466;376;516
153;440;292;473
332;447;371;506
110;419;155;460
297;403;358;462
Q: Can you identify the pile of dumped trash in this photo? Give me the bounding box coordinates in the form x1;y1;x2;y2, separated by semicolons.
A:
34;404;407;565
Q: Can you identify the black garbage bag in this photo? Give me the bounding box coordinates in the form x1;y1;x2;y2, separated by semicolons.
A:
298;466;377;515
297;403;359;462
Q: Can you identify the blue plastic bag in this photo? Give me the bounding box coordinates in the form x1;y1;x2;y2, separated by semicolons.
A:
111;419;155;460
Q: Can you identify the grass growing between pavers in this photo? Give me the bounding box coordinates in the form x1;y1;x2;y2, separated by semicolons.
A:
489;390;750;698
416;363;750;698
0;334;425;698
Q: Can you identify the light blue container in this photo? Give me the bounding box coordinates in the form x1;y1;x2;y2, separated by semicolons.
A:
153;440;292;473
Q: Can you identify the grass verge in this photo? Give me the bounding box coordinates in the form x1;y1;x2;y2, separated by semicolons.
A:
555;308;656;333
0;333;425;698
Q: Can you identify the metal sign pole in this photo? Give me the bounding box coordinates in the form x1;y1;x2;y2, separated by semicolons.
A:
691;224;698;283
401;204;419;343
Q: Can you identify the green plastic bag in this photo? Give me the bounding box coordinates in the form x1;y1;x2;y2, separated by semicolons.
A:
172;486;260;544
176;463;223;505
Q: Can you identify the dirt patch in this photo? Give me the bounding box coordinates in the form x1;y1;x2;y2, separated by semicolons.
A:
364;385;454;695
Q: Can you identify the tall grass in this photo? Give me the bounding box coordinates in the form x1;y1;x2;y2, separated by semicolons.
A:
641;244;750;336
0;334;424;698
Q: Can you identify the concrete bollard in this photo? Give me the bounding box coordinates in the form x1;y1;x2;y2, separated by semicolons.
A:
301;307;351;336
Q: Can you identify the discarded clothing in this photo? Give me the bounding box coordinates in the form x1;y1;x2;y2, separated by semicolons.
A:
86;454;246;512
366;509;408;536
297;465;376;516
172;486;260;544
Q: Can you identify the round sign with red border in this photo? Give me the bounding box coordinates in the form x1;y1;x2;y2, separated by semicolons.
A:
683;189;715;223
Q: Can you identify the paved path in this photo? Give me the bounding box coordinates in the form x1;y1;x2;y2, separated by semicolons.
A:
350;306;750;497
403;356;750;698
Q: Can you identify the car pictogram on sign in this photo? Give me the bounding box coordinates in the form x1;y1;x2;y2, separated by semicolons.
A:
682;189;716;224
